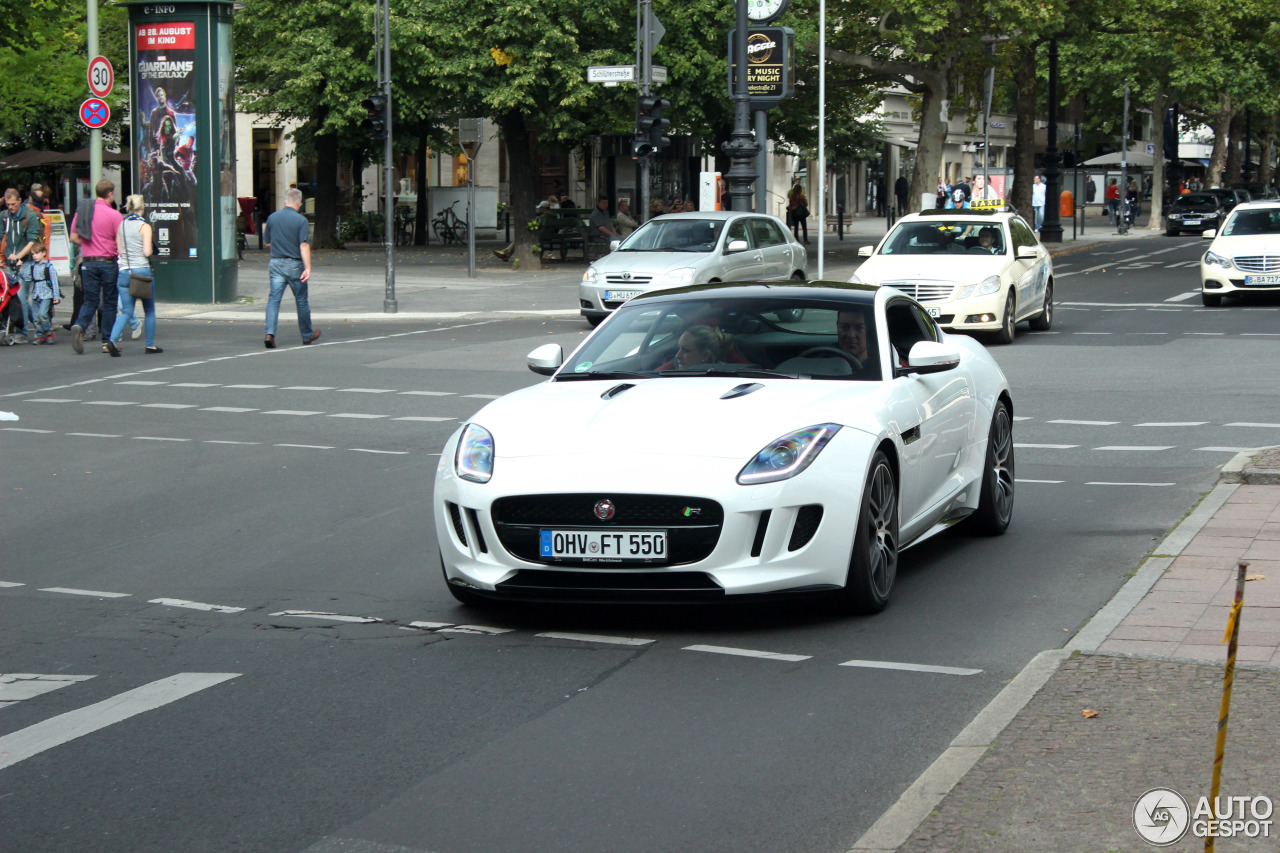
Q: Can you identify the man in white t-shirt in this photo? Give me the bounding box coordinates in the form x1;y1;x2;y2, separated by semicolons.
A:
1032;175;1047;231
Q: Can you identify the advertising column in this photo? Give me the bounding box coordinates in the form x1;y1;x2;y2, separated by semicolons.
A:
135;21;199;261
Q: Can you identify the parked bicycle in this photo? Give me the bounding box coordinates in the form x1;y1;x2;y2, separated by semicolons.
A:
432;200;469;246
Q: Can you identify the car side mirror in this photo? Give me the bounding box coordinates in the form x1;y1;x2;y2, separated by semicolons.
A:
527;343;564;376
857;246;874;257
726;239;749;253
609;239;621;252
1016;245;1038;260
901;340;961;376
1201;229;1217;239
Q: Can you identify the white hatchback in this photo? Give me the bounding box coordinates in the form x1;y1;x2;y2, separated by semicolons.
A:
849;210;1053;344
1200;201;1280;306
579;211;807;326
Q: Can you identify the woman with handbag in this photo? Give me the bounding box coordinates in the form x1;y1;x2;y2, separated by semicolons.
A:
787;182;810;245
105;195;162;356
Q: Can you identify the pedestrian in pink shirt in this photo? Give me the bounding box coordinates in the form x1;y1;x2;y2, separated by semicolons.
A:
68;179;123;355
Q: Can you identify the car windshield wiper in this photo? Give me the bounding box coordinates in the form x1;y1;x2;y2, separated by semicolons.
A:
658;367;794;379
554;370;654;381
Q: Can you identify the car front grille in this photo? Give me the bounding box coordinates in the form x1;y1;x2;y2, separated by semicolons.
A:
490;493;723;567
1234;256;1280;274
604;274;654;285
882;280;957;303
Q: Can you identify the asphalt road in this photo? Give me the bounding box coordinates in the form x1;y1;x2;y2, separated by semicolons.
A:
3;233;1278;853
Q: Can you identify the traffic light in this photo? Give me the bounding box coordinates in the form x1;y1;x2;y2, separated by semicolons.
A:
635;95;671;157
362;94;387;140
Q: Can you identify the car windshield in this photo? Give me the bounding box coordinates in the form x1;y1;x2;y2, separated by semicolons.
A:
556;297;886;382
878;221;1006;255
1223;208;1280;237
1173;195;1219;211
617;219;725;253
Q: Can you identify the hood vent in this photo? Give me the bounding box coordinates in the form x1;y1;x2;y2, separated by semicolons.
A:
601;383;636;400
721;382;764;400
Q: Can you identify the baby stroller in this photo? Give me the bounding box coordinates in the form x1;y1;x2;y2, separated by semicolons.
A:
0;268;21;346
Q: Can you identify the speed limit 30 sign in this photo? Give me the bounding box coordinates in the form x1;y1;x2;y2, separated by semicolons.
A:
88;55;114;98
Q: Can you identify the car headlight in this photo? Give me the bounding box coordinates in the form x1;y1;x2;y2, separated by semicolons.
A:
583;267;600;285
657;268;696;286
1204;251;1234;270
974;274;1002;296
955;284;975;299
737;424;841;485
455;423;495;483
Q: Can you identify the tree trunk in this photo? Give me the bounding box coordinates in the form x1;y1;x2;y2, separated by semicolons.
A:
313;128;341;249
497;111;541;270
1224;110;1245;185
1145;86;1166;232
1206;96;1233;188
415;118;431;245
1259;132;1276;187
909;73;949;213
1010;44;1038;216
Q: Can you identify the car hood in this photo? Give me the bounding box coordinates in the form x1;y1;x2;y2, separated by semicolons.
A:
590;251;715;276
857;254;1008;283
1211;235;1280;256
469;378;886;460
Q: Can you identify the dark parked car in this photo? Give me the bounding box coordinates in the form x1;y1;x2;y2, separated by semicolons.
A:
1203;187;1252;211
1166;193;1227;236
1230;182;1279;201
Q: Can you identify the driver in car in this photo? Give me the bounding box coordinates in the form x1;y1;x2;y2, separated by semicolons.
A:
837;310;870;363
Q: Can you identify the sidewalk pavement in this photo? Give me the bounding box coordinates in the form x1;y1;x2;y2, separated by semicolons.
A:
853;449;1280;853
161;210;1160;322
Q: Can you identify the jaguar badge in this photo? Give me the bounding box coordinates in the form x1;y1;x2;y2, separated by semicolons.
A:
593;499;616;520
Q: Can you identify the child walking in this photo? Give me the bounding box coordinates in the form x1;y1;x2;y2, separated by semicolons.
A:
21;241;60;344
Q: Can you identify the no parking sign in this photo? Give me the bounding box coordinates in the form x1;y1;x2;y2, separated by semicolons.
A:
79;98;111;129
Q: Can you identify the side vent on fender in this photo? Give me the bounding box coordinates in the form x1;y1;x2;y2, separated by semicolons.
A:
788;505;824;551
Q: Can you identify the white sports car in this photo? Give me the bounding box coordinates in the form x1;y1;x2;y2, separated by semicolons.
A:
435;282;1014;614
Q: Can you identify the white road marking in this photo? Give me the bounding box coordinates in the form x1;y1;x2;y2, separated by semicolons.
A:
275;443;334;450
281;386;335;391
328;413;387;419
1241;333;1280;337
269;610;380;623
141;403;197;409
683;644;811;662
0;673;240;770
116;380;166;385
1135;422;1207;427
205;439;261;445
0;674;95;707
463;394;501;399
3;427;53;434
1101;308;1136;312
224;384;275;389
1165;292;1199;301
149;598;245;614
264;410;323;416
1014;443;1079;449
407;621;454;630
1015;478;1064;484
1199;447;1260;453
1048;419;1118;426
393;416;455;422
839;659;982;676
170;383;219;388
1013;416;1033;421
338;388;396;394
0;581;24;587
437;625;516;635
1094;445;1175;451
1073;332;1113;335
537;632;655;646
133;436;191;442
84;400;136;406
1085;481;1175;487
1227;422;1280;428
27;398;77;403
201;407;258;413
1187;332;1225;336
39;587;131;598
66;432;121;438
350;448;409;455
399;391;455;396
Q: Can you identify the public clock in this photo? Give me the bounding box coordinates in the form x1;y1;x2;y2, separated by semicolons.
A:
747;0;788;23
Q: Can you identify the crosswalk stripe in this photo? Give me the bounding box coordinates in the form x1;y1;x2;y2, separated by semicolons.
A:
0;673;240;771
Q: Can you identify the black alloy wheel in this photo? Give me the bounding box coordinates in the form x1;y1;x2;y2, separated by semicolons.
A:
969;401;1015;534
1028;281;1053;331
994;290;1016;345
832;451;899;614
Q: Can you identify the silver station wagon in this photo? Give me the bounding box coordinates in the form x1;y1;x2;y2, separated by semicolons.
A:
579;211;808;326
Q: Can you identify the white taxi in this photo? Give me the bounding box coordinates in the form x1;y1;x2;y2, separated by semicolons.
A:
849;209;1053;343
1200;201;1280;306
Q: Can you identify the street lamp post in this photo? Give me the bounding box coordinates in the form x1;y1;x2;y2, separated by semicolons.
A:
722;0;759;211
1039;38;1063;243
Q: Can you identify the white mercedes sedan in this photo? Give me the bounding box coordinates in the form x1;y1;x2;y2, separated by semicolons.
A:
1200;201;1280;306
436;282;1013;615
